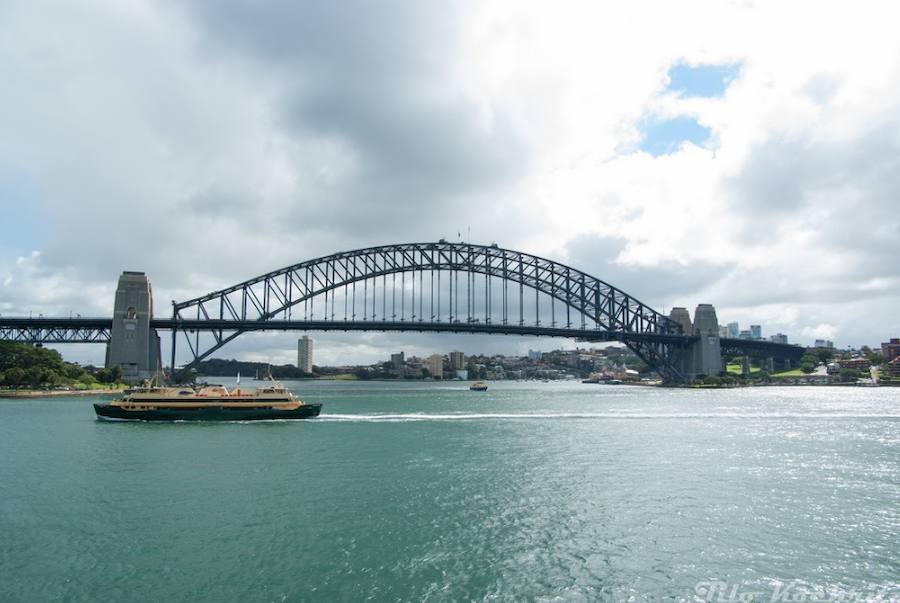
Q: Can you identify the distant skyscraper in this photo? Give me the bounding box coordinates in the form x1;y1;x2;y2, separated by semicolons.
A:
814;339;834;349
427;354;444;379
449;351;465;370
391;352;405;368
769;333;789;344
528;349;542;361
718;325;729;338
727;322;739;338
750;325;762;340
297;336;313;373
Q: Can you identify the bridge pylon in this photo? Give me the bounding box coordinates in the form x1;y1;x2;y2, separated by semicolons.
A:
105;271;161;383
688;304;723;380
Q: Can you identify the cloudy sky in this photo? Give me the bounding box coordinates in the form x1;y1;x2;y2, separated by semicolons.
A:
1;0;899;366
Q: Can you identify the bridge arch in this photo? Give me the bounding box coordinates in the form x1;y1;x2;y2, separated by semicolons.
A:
171;242;685;380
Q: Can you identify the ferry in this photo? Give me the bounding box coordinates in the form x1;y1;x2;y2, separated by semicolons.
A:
93;377;321;422
469;381;488;391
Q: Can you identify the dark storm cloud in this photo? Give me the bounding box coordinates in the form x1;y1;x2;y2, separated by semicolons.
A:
564;234;733;308
179;0;527;239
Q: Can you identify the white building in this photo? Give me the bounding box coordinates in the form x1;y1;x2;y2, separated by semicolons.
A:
297;336;314;373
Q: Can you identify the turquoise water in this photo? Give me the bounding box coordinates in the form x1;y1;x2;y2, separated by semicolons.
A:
1;381;898;601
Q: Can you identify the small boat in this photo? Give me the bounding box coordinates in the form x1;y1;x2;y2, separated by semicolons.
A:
469;381;488;391
94;376;321;422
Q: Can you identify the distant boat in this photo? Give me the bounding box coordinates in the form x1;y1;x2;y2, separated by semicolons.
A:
469;381;488;391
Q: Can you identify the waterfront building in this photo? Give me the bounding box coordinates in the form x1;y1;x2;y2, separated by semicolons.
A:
528;349;542;361
750;325;762;340
727;322;740;338
449;351;465;370
887;357;900;377
814;339;835;349
426;354;444;379
839;357;870;372
769;333;789;344
881;338;900;362
391;352;405;368
297;336;313;373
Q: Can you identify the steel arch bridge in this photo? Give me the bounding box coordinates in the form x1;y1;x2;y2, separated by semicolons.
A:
169;241;689;380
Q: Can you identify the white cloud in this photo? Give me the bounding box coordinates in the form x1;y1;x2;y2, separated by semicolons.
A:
2;0;899;366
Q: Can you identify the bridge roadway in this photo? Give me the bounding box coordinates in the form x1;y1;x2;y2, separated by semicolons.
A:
0;316;693;345
0;316;803;362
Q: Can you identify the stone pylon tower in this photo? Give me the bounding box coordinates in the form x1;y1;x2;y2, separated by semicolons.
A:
105;271;161;383
667;307;694;379
689;304;723;379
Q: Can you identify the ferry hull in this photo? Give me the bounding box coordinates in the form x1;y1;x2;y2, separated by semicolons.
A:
93;403;322;422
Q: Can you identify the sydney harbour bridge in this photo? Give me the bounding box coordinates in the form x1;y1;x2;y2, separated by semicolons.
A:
0;241;803;384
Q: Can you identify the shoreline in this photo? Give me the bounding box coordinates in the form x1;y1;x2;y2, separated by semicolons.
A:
0;388;125;399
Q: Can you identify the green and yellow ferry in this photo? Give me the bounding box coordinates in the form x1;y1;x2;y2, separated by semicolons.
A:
93;378;321;422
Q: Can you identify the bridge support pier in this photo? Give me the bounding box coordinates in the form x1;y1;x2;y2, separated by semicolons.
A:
682;304;723;382
105;271;161;383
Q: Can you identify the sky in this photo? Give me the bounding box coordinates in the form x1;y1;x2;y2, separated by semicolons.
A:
1;0;899;366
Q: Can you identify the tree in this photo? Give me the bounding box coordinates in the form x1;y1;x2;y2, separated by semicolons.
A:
839;368;861;383
3;367;24;388
815;348;834;364
172;368;197;384
26;367;44;388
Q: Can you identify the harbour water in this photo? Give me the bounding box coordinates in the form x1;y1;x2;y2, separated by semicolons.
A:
1;381;898;601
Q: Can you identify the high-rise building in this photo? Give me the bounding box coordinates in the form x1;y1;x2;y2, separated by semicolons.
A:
528;349;542;361
881;338;900;362
718;325;729;338
449;351;465;370
390;352;405;368
427;354;444;379
750;325;762;340
769;333;789;344
727;322;740;338
814;339;834;349
297;336;313;373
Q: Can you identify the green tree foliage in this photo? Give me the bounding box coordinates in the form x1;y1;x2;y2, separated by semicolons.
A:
3;367;25;388
815;348;835;364
839;368;861;383
172;368;197;385
799;350;821;374
0;341;98;389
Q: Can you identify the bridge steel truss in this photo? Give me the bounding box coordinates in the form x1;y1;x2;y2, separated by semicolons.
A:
0;318;112;344
171;242;688;381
